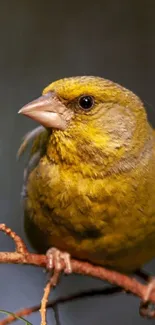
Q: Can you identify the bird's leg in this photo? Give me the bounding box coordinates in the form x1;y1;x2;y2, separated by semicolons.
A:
46;247;72;275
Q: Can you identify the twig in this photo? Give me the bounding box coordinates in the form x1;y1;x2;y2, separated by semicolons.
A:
53;306;61;325
0;287;122;325
40;280;52;325
0;223;155;323
0;224;27;254
0;223;45;267
40;271;60;325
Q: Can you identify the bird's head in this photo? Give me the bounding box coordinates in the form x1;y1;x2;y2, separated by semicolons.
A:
19;76;152;175
19;76;146;130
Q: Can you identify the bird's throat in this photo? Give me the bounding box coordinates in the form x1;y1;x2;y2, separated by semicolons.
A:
45;122;154;179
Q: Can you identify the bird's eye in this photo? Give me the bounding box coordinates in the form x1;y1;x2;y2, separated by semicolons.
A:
79;95;94;110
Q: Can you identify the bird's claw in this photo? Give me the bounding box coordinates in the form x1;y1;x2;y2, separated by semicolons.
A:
46;247;72;275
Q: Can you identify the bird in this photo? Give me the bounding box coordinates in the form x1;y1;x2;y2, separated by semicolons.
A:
18;76;155;276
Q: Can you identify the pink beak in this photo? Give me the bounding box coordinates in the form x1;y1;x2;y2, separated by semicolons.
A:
18;92;67;130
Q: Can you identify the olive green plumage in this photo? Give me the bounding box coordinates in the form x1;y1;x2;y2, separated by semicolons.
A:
19;76;155;272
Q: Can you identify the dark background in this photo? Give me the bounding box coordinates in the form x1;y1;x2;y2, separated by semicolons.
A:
0;0;155;324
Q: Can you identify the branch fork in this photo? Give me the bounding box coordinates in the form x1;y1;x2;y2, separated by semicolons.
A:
0;223;154;324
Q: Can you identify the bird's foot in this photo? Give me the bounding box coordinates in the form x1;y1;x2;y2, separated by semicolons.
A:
46;247;72;275
140;277;155;318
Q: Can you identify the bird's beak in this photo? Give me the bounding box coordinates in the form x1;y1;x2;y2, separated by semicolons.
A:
18;92;67;130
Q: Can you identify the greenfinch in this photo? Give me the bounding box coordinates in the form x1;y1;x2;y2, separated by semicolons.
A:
18;76;155;273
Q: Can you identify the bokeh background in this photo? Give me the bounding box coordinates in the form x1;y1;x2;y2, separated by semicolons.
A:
0;0;155;324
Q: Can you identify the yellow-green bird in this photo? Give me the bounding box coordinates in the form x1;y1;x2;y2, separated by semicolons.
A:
18;76;155;274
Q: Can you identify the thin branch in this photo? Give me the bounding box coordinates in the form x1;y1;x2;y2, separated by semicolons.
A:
0;223;155;323
40;280;52;325
53;306;61;325
0;287;122;325
0;224;27;254
40;271;61;325
0;222;45;266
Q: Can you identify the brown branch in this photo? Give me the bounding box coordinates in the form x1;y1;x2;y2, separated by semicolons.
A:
0;223;155;324
0;224;27;254
40;271;60;325
40;280;52;325
0;287;122;325
0;223;45;267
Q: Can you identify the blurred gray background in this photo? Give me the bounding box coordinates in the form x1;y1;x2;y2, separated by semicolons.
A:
0;0;155;324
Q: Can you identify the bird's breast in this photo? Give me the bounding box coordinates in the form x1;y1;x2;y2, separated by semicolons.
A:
25;152;155;271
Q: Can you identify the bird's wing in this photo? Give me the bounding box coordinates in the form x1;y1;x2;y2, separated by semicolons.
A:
17;126;46;159
17;126;50;199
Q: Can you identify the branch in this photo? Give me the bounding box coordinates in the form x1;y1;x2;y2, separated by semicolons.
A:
40;272;60;325
0;223;154;324
0;287;122;325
